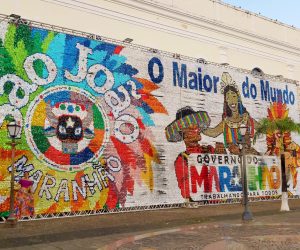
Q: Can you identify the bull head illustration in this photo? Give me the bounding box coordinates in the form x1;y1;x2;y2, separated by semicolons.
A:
44;101;94;154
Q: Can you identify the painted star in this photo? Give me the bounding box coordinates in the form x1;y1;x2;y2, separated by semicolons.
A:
66;117;75;128
233;175;240;186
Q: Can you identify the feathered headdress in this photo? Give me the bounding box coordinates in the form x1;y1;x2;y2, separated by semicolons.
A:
220;72;239;94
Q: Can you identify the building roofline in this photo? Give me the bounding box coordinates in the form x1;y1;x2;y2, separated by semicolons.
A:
217;0;299;31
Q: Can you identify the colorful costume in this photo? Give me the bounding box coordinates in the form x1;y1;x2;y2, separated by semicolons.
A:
165;106;212;199
223;113;255;148
15;179;34;219
175;145;214;199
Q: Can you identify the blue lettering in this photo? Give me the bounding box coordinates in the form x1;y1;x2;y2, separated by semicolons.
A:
283;85;290;104
250;84;257;99
277;89;283;103
173;62;187;88
171;64;220;95
148;57;164;84
242;77;249;98
289;91;295;105
270;87;277;102
188;72;198;90
198;68;203;91
219;166;231;192
260;80;270;101
213;76;219;93
260;81;294;105
203;75;212;92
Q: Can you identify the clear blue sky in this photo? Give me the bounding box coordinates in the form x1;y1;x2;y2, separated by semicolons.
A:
222;0;300;29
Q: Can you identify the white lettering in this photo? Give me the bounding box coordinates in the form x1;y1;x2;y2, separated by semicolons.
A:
64;43;92;82
0;74;37;108
107;156;122;172
24;53;57;85
54;179;70;202
104;86;131;117
87;64;114;94
72;176;87;200
39;174;56;200
114;114;139;143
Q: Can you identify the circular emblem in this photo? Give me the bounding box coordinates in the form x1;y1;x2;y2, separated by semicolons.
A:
25;86;109;171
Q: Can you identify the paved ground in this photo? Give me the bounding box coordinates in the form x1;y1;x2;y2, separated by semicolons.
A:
1;200;300;249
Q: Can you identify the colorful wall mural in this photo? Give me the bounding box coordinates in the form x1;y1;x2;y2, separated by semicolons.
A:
0;20;299;218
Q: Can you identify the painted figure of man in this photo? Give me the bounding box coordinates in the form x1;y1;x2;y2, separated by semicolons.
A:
165;106;213;199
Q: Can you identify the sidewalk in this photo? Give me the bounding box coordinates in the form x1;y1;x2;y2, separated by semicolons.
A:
1;199;300;249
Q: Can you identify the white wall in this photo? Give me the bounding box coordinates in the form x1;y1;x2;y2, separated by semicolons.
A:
1;0;300;81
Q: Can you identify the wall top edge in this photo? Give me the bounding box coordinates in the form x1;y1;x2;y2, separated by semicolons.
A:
104;0;300;53
0;13;298;86
215;0;299;31
133;0;299;32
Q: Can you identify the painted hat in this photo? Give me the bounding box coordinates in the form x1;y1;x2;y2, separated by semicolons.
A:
165;106;210;142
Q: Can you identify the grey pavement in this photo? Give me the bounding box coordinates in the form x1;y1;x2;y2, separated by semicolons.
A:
1;199;300;249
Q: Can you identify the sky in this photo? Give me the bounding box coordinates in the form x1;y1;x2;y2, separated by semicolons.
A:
222;0;300;29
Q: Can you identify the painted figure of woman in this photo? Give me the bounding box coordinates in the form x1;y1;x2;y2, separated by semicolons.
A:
203;72;259;155
15;172;34;219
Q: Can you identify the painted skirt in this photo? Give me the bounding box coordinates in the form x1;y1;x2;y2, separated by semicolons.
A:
15;188;34;219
